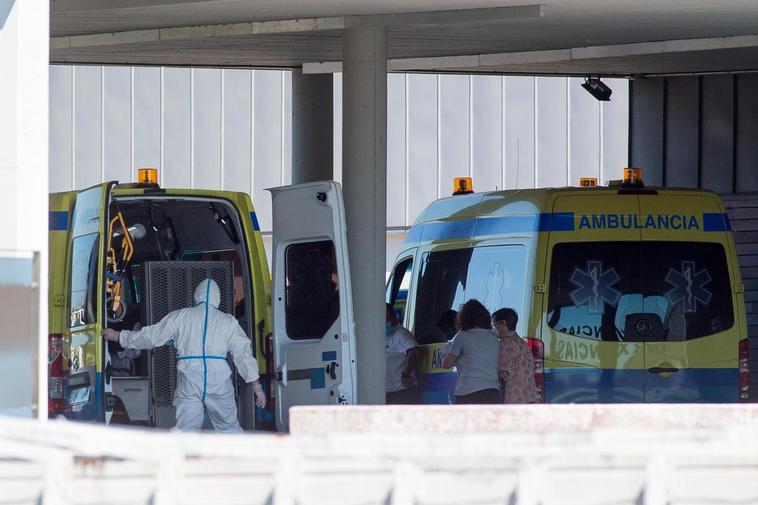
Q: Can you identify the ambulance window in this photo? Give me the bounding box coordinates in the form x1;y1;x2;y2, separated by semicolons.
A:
70;233;100;328
386;258;413;324
464;245;528;332
641;242;734;341
414;249;471;342
547;242;642;341
285;240;339;340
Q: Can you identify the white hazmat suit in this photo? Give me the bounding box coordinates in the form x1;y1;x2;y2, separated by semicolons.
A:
117;278;260;432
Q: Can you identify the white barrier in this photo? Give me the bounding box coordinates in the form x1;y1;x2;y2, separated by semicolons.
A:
2;405;758;504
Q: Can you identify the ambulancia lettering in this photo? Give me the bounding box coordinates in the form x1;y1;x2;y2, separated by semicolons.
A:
578;214;700;230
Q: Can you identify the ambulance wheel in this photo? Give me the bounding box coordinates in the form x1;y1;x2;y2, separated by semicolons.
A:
106;296;127;323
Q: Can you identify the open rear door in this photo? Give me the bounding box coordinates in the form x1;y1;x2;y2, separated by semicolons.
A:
268;181;356;431
66;182;115;423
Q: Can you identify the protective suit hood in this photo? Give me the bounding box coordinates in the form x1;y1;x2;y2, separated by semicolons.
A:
194;278;221;309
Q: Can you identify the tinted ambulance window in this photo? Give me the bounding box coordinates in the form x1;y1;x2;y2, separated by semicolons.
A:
547;242;734;341
641;242;734;341
386;258;413;324
69;233;100;328
547;242;642;341
414;246;528;338
285;240;339;340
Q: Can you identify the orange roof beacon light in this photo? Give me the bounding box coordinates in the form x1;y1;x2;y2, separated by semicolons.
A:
453;177;474;196
137;167;159;186
622;167;644;188
579;177;598;187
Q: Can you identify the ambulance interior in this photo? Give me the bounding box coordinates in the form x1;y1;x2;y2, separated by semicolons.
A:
103;196;259;429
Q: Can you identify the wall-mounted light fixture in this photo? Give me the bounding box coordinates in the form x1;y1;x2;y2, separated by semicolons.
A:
581;77;612;101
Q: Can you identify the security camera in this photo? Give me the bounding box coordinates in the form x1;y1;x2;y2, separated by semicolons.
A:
581;77;612;101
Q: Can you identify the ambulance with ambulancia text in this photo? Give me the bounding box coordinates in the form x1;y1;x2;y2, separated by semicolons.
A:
48;169;356;431
387;169;749;403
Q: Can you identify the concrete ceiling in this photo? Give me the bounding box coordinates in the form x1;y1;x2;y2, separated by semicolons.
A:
50;0;758;77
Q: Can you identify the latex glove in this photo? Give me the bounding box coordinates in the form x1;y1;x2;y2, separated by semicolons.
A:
252;382;266;409
102;328;120;342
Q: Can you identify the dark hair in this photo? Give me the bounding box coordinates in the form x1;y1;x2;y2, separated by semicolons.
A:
386;303;396;320
457;299;491;331
436;309;457;328
492;307;518;332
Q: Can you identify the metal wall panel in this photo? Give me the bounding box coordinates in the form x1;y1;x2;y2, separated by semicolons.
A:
569;77;600;184
407;74;439;223
537;77;568;188
665;77;699;188
192;69;222;190
737;74;758;193
222;69;253;193
132;67;161;181
504;76;536;189
472;75;503;193
162;68;191;188
386;73;407;227
49;65;72;192
602;78;630;184
701;75;734;194
332;72;343;183
440;75;470;196
252;70;285;232
73;66;102;188
103;66;131;185
630;78;664;186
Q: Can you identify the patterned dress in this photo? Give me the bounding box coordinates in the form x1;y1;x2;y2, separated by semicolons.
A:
498;331;539;404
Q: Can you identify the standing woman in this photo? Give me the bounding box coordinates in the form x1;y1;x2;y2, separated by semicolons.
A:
442;299;501;404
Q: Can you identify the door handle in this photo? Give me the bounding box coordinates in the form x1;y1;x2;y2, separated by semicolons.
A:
326;362;338;380
648;366;679;374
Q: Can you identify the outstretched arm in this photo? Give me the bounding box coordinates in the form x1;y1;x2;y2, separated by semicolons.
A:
103;312;179;349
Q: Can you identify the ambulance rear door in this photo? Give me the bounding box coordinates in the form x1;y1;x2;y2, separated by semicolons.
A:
639;193;741;402
269;181;356;431
542;192;645;402
65;182;115;422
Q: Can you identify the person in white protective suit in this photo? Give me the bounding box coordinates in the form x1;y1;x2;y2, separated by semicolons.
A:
102;278;266;432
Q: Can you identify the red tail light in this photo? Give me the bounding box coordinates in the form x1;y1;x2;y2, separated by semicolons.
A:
526;337;545;403
739;339;750;402
48;334;65;415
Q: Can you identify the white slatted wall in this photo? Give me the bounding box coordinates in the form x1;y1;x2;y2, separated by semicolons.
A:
49;66;629;267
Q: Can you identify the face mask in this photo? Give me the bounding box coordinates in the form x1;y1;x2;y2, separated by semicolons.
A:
385;322;394;336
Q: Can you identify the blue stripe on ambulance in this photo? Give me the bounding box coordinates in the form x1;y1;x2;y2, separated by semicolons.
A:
545;367;739;403
49;211;69;231
250;211;261;231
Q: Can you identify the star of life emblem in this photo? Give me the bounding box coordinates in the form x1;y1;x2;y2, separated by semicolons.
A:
665;261;711;313
569;261;622;314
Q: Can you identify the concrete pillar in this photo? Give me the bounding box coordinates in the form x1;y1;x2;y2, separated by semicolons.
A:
0;0;49;419
342;25;387;405
292;70;333;184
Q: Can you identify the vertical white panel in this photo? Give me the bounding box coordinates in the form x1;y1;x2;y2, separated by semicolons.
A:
407;74;438;223
163;68;191;188
537;77;568;187
222;69;252;193
49;65;73;192
333;72;343;182
132;67;161;178
73;66;102;189
504;76;535;189
192;68;222;189
103;66;131;184
602;78;629;183
472;75;502;192
387;73;407;227
253;70;284;232
569;76;600;184
439;75;469;196
282;71;292;186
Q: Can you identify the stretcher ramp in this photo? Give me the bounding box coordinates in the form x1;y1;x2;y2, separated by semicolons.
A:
0;405;757;505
